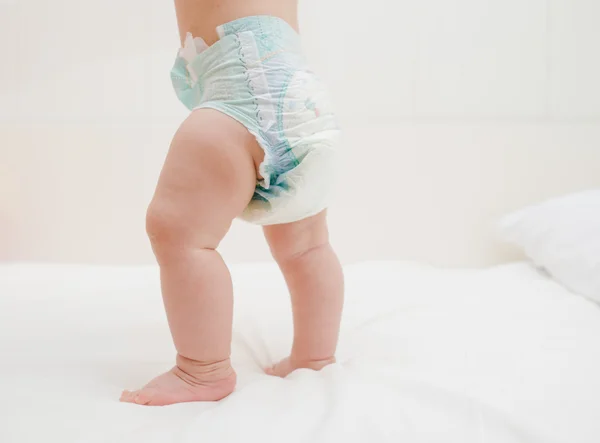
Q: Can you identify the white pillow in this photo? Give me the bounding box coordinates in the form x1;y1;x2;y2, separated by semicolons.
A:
498;190;600;303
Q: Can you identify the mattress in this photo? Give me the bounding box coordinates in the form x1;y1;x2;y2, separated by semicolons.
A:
1;261;599;443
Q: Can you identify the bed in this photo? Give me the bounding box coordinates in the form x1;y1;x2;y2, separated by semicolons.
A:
1;261;599;443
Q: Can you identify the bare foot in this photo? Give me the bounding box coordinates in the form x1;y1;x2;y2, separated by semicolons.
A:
265;356;336;378
120;355;236;406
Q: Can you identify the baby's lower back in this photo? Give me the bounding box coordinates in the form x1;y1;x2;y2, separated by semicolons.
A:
174;0;299;45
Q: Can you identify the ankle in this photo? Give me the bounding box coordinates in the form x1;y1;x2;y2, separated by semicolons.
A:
175;354;236;385
289;354;336;369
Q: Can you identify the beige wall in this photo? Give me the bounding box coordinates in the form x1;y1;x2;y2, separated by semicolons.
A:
1;0;600;266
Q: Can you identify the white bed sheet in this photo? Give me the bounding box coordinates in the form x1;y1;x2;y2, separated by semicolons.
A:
1;261;599;443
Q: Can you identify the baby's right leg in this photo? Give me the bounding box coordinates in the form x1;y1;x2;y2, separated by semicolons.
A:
120;109;261;406
263;211;344;377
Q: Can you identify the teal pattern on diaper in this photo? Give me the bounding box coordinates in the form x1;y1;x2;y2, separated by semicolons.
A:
170;16;340;225
218;15;290;57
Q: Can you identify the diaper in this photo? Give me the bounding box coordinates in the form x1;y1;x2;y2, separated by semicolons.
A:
170;15;340;225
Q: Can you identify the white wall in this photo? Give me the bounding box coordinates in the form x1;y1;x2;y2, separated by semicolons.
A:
1;0;599;266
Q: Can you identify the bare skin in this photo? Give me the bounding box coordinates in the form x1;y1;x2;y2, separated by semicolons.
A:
263;213;343;377
173;0;299;46
120;0;343;406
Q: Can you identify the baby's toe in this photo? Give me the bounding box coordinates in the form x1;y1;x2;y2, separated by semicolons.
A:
133;390;153;405
120;390;137;403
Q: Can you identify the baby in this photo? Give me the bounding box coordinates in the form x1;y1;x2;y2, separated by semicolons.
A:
120;0;343;406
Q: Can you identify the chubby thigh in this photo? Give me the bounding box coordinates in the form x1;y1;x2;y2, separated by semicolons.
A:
147;108;264;256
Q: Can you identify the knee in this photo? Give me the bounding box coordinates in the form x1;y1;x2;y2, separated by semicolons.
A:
146;201;214;264
266;214;330;265
146;203;183;260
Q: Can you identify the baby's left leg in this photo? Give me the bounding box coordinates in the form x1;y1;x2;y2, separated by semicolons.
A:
120;109;260;406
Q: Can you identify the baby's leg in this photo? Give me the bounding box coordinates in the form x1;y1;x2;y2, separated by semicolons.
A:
120;109;260;406
263;211;344;377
